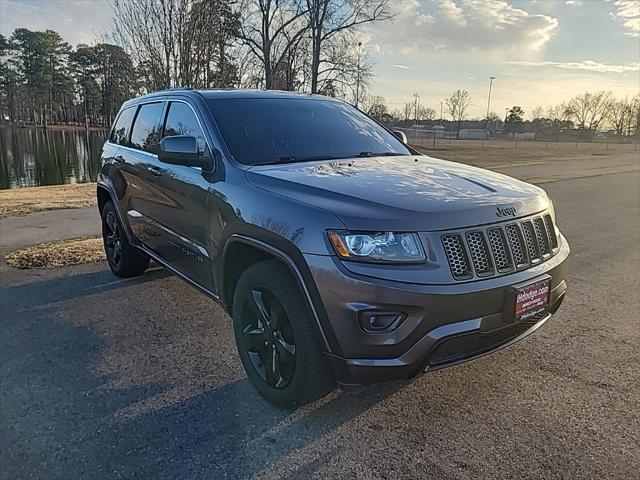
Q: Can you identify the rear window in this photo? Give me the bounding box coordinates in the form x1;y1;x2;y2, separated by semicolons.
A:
130;102;164;153
207;98;409;165
109;107;136;146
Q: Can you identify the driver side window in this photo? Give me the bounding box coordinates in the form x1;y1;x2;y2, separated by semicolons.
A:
163;101;208;155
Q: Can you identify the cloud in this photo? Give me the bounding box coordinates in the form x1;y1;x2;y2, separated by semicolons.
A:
391;64;410;69
363;0;559;57
506;60;640;74
0;0;112;46
609;0;640;37
565;0;583;6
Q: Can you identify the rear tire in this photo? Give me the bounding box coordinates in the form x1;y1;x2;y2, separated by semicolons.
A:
232;260;335;408
101;201;149;278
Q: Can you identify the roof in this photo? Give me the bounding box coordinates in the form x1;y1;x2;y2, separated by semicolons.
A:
124;88;334;106
196;89;325;100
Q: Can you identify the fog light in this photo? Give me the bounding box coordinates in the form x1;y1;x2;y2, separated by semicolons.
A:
359;311;405;333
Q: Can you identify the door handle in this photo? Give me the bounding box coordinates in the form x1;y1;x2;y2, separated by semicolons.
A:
147;165;162;176
114;155;125;163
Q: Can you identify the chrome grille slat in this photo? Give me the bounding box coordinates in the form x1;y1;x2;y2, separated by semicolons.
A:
533;217;551;256
465;231;493;276
442;234;472;280
543;214;559;250
521;221;541;262
505;223;528;268
442;213;559;281
487;228;513;273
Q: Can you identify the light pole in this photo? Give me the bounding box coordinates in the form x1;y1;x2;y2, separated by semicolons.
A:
486;75;495;119
355;41;363;108
413;93;420;126
485;76;496;133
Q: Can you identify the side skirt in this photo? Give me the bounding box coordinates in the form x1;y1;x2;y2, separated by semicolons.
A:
136;243;224;307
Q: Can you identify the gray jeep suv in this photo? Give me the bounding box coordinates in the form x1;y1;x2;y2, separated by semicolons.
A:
98;89;569;408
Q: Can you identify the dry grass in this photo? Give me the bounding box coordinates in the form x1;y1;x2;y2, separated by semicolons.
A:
0;182;96;218
5;236;105;269
412;143;624;168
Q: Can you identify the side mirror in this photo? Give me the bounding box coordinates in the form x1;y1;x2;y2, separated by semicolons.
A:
393;130;408;144
158;135;212;170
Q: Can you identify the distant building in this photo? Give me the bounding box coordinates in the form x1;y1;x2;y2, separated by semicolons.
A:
459;129;489;140
513;132;536;141
433;125;445;138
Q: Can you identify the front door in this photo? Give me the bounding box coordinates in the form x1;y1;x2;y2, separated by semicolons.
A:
148;100;214;289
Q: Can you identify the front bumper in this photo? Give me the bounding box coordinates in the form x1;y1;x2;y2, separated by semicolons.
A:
305;237;569;386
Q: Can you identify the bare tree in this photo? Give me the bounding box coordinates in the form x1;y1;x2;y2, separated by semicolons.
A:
112;0;239;90
531;105;544;120
608;97;632;136
237;0;308;90
446;89;472;135
305;0;391;93
416;105;436;122
629;95;640;138
361;94;386;117
314;32;373;101
563;90;614;140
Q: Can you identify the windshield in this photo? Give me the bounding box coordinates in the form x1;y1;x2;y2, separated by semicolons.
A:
207;97;410;166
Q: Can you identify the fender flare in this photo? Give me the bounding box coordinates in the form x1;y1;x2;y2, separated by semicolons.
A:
221;234;335;354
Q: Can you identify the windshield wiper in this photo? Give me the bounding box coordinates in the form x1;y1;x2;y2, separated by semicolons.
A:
267;155;344;165
357;151;409;157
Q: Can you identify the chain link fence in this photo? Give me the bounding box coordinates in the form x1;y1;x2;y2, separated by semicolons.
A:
393;127;640;153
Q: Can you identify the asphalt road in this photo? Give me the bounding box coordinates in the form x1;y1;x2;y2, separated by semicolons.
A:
1;157;639;479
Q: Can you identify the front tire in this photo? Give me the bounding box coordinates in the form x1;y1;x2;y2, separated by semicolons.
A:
101;201;149;278
232;260;335;408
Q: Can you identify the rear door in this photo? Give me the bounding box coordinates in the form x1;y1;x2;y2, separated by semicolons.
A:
118;101;166;249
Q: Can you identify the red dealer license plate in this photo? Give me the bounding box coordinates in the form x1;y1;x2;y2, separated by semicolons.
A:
515;279;550;321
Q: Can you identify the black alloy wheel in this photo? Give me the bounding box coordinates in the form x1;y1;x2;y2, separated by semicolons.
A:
241;287;297;389
232;260;335;408
101;201;149;278
104;210;123;269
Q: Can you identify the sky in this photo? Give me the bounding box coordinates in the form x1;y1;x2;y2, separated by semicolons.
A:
1;0;639;119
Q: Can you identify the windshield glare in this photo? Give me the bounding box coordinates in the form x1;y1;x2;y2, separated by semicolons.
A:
207;98;410;166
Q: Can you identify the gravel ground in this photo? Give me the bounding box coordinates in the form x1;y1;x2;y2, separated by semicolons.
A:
1;167;639;479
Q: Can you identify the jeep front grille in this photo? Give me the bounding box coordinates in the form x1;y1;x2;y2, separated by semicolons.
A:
442;213;559;280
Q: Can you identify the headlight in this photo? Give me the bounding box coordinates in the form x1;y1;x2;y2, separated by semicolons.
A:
328;231;426;263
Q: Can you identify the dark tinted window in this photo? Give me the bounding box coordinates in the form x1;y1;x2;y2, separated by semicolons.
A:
207;98;410;165
163;102;207;154
130;102;164;153
110;107;136;146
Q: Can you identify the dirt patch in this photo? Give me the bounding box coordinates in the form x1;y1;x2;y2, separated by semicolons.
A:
0;183;97;218
5;236;105;269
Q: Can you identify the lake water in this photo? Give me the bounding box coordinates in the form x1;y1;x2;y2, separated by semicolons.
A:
0;127;108;189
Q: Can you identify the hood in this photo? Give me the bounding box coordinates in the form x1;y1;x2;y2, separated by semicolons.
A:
246;155;549;231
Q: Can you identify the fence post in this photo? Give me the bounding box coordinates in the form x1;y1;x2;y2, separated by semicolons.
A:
432;133;436;149
606;142;609;150
575;141;578;150
515;139;518;150
546;142;549;150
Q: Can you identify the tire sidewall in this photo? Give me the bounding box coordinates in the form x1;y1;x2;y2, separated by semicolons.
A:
101;202;124;274
232;260;330;408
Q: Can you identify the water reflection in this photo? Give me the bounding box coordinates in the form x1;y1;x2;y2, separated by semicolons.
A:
0;127;107;189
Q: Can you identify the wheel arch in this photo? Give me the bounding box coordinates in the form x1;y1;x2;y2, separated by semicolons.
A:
220;234;334;354
96;181;135;243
